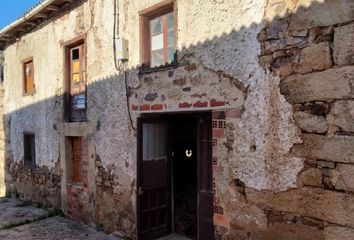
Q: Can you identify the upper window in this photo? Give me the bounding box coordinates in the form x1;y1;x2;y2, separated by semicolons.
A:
150;12;174;67
140;1;176;70
64;39;86;122
23;59;35;94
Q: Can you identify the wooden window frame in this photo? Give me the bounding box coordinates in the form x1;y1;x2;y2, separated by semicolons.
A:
22;57;35;95
63;35;87;122
139;0;178;73
23;132;36;170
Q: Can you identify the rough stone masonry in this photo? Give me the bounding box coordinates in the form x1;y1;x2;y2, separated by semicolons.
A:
0;0;354;239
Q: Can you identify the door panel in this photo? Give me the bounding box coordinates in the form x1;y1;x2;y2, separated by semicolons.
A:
138;119;171;240
197;117;214;240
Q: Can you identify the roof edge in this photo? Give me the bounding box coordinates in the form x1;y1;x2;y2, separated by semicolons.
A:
0;0;80;50
0;0;56;36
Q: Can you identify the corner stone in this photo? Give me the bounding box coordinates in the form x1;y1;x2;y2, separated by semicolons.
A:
298;168;322;187
292;134;354;163
325;226;354;240
294;42;332;74
334;22;354;66
280;66;354;104
289;0;354;30
335;163;354;192
246;187;354;228
294;111;327;133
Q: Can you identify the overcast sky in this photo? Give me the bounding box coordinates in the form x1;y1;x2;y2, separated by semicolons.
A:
0;0;39;29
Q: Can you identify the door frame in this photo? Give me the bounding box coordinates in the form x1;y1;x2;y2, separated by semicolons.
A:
136;111;214;240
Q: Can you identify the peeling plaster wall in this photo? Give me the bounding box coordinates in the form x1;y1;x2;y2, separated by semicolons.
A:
123;0;302;192
3;0;305;195
2;0;136;234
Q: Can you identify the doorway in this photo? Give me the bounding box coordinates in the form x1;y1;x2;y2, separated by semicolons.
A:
137;113;214;240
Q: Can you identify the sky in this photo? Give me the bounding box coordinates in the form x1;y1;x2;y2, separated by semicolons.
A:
0;0;40;29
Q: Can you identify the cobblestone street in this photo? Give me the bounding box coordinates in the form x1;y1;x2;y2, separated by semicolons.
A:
0;198;119;240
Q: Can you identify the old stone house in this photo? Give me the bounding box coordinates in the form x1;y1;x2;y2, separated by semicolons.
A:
0;0;354;239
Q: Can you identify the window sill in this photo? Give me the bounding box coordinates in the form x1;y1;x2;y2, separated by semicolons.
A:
23;92;36;97
139;62;178;75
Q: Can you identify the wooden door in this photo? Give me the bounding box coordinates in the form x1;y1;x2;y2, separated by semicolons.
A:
137;118;171;240
197;116;214;240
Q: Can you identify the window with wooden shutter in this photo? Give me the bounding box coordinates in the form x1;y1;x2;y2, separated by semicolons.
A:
23;59;35;94
24;133;35;169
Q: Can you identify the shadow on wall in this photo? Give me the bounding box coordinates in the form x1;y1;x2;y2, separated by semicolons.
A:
2;0;354;239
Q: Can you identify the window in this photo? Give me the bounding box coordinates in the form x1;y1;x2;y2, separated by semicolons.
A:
24;133;35;169
23;59;35;94
140;1;177;70
150;12;174;67
64;38;86;122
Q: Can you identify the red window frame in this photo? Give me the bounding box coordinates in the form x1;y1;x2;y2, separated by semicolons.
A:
139;0;178;71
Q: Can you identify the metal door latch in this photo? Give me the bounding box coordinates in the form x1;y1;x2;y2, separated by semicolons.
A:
138;186;144;195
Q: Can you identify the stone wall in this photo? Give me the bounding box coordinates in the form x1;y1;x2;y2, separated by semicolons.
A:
239;0;354;239
6;163;61;208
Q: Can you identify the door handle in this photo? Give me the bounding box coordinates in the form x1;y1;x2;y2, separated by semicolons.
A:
138;186;144;195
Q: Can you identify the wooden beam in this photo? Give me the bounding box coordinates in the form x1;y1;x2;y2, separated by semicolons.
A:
0;36;11;41
24;21;37;27
35;13;47;19
16;27;27;32
47;5;59;11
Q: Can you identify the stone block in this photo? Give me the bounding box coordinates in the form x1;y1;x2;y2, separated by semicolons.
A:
259;55;273;67
266;19;288;39
329;100;354;132
294;42;332;74
229;222;324;240
294;111;327;133
325;226;354;240
264;39;286;53
246;187;354;227
272;57;293;77
298;168;322;187
335;163;354;192
280;66;354;103
292;134;354;163
292;29;308;37
289;0;354;30
296;102;329;116
214;213;230;228
334;22;354;66
317;161;335;169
